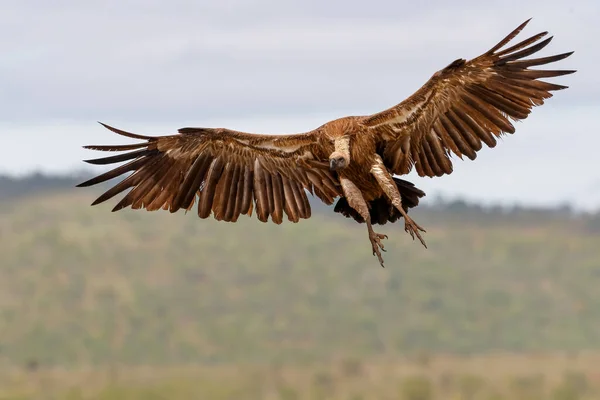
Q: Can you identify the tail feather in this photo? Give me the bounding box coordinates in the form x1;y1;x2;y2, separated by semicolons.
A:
333;178;425;225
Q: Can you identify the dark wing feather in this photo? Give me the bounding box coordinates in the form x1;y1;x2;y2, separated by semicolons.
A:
363;19;575;177
78;123;340;224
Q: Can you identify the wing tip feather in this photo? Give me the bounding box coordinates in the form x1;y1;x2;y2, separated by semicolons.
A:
486;18;533;55
97;121;153;140
90;197;105;206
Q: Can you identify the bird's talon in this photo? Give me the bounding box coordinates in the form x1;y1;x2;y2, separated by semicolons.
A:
369;230;388;266
404;216;427;248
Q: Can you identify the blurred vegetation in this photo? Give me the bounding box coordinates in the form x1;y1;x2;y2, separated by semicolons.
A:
0;173;599;399
2;358;600;400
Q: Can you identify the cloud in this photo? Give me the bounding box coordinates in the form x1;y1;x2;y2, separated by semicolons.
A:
0;0;593;122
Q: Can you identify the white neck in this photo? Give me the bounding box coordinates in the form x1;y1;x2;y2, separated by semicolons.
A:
334;136;350;158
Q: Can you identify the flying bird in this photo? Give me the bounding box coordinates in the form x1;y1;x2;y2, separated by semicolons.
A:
78;19;574;267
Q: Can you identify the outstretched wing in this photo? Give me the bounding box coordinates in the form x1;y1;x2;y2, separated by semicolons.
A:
363;19;575;177
77;123;341;224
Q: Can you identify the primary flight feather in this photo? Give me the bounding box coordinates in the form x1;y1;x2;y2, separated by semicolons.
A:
78;19;575;266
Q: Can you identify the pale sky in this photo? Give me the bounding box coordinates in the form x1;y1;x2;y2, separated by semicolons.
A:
1;0;598;210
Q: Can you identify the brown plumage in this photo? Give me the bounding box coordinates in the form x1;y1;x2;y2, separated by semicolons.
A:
78;19;574;266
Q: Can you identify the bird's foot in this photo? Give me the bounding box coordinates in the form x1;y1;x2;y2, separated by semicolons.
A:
369;231;388;267
404;215;427;248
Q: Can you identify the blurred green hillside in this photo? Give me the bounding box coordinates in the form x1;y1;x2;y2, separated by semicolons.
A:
1;176;600;370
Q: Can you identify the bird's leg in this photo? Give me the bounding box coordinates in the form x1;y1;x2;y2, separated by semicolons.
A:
370;156;427;248
340;177;387;267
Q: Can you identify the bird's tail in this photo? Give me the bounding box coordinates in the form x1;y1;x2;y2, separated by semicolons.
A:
333;178;425;225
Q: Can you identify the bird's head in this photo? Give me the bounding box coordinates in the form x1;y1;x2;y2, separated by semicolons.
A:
329;151;349;171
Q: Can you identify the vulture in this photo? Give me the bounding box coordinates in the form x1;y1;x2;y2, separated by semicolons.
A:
78;19;574;267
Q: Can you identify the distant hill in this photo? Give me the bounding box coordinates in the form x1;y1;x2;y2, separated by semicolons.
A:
0;172;85;201
1;177;600;367
0;172;595;219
